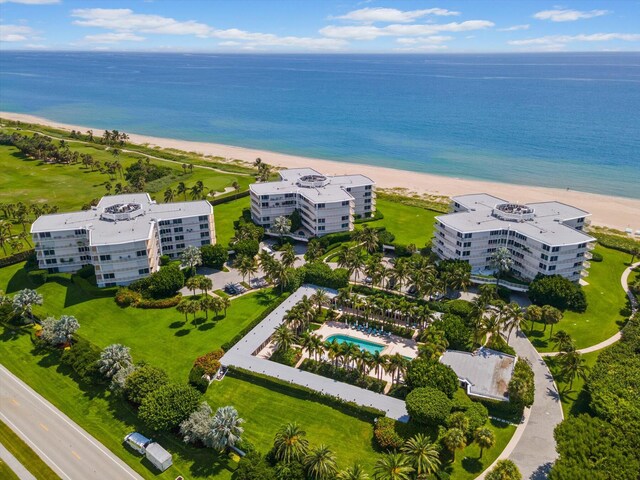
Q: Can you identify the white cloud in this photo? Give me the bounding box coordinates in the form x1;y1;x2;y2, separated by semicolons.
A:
321;20;494;40
509;33;640;47
498;24;530;32
533;9;609;22
334;7;459;24
0;24;33;41
70;8;345;50
396;36;452;45
396;44;449;52
83;32;146;44
0;0;59;4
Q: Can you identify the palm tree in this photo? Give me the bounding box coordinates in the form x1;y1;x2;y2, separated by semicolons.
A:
490;247;513;286
443;428;466;462
232;181;240;193
370;351;388;380
280;243;298;269
386;353;408;385
176;299;191;322
526;304;543;333
164;188;175;203
97;344;132;378
482;312;502;345
354;224;379;254
474;427;495;459
272;215;292;241
338;463;369;480
304;444;338;480
177;181;187;200
235;254;258;284
273;325;295;353
304;239;324;263
186;276;201;296
181;245;202;276
221;296;231;316
629;246;640;265
207;406;244;451
551;330;575;353
485;459;522;480
12;288;43;322
310;288;329;312
373;453;414;480
557;350;590;389
401;433;441;476
196;275;213;296
502;302;525;342
273;422;309;463
541;304;563;338
86;130;94;142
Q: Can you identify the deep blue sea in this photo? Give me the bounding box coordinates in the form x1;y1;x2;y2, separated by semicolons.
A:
1;52;639;198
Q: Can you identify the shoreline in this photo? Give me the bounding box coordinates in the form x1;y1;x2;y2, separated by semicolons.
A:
2;111;639;232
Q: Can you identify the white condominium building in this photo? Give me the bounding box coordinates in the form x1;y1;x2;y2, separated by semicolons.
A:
31;193;214;287
433;194;595;283
249;168;376;237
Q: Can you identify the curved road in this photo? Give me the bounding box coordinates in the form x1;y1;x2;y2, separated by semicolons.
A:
0;365;142;480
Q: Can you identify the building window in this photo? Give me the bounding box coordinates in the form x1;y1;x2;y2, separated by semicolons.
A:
342;201;349;206
541;253;548;260
174;227;183;233
574;262;582;267
342;223;349;229
364;191;372;197
552;246;560;252
80;255;91;262
317;203;325;209
74;229;86;235
262;217;270;222
341;215;349;221
550;256;558;262
364;206;370;211
201;240;210;246
318;226;325;231
39;232;51;238
103;273;115;279
159;220;170;226
318;218;325;224
99;254;111;261
200;232;209;238
577;218;584;224
160;228;171;235
539;262;547;270
136;250;146;257
105;282;116;288
78;246;89;253
462;251;470;257
161;237;173;243
463;242;471;248
138;268;150;275
43;249;55;256
172;219;182;224
365;185;372;190
164;245;174;251
364;199;371;204
45;258;57;265
542;244;550;251
549;265;557;271
464;233;472;239
261;202;269;207
576;252;584;258
198;215;208;221
175;235;184;241
199;223;208;230
176;243;185;249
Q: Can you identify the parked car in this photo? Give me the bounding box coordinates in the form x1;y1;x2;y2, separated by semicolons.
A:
124;432;151;455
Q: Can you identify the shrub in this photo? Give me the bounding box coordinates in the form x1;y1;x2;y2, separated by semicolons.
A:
528;274;587;312
159;254;171;266
374;417;404;449
76;264;94;279
405;387;452;426
124;365;169;405
300;262;349;289
486;459;522;480
447;299;473;319
270;347;301;367
508;359;535;407
450;400;489;435
590;251;603;262
136;295;182;309
201;243;229;269
189;365;210;393
115;288;142;307
318;231;352;249
60;337;102;384
148;264;184;299
138;383;201;431
27;269;47;285
128;276;152;293
233;239;260;258
405;358;459;398
434;314;472;351
233;452;275;480
486;334;517;356
193;350;224;376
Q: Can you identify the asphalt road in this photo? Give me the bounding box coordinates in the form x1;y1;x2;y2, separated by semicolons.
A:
0;364;142;480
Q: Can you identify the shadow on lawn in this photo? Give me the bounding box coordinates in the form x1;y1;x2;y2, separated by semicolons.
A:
5;267;32;294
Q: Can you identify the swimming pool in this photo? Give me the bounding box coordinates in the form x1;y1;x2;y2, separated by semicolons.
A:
325;334;386;355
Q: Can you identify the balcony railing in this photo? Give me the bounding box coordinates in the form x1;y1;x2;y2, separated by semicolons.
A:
469;274;530;292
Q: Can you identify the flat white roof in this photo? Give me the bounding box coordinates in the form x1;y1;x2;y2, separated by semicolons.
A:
145;443;171;463
31;193;212;246
250;168;374;204
439;194;594;246
440;348;516;401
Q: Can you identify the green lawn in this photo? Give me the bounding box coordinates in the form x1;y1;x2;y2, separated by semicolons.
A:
213;196;250;247
529;246;631;352
365;197;439;247
0;420;61;480
0;461;19;480
545;349;601;418
0;262;280;381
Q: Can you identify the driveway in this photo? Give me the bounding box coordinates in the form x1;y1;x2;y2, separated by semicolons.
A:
0;365;142;480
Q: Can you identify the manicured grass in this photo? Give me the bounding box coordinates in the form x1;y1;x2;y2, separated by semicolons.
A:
545;349;601;417
0;461;19;480
0;262;281;381
365;198;439;247
0;420;61;480
529;246;631;352
213;196;250;247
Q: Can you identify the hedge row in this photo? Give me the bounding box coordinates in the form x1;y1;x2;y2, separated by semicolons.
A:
0;249;35;268
227;367;385;421
299;358;387;393
209;189;250;206
590;229;640;255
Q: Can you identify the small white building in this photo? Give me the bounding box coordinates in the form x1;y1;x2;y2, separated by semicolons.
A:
250;168;375;237
145;442;172;472
432;193;595;283
30;193;215;287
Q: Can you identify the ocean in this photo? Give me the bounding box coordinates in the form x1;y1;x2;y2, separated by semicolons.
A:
1;52;639;198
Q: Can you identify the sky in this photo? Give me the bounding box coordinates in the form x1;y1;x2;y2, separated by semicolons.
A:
1;0;639;53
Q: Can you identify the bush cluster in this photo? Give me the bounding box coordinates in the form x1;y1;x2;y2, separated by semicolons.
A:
508;359;535;407
299;262;349;290
405;387;452;426
124;365;169;405
129;264;184;299
405;358;459;398
374;417;404;449
433;314;472;352
194;350;224;376
138;383;201;431
60;336;102;384
201;243;229;269
299;359;386;393
528;274;587;312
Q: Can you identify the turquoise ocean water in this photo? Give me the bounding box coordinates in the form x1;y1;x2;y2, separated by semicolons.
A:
0;52;638;198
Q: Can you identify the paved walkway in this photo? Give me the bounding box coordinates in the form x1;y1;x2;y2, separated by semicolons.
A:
540;261;639;357
0;365;142;480
0;443;36;480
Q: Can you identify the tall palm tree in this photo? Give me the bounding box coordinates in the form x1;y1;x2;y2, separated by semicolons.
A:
373;453;414;480
273;422;309;463
490;247;513;286
177;181;187;200
354;224;380;254
164;188;175;203
304;239;324;263
273;325;295;353
338;464;370;480
176;299;191;322
235;254;258;284
557;350;590;389
443;428;466;462
502;302;525;342
272;215;292;241
482;312;502;345
97;344;132;378
303;444;338;480
310;288;329;313
541;304;563;338
474;427;495;459
280;243;298;269
371;351;388;380
401;433;440;476
526;304;543;333
386;353;408;385
551;330;575;353
220;296;231;316
207;406;244;451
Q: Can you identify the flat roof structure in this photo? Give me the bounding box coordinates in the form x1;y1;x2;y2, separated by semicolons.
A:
31;193;212;246
440;348;516;401
221;285;409;421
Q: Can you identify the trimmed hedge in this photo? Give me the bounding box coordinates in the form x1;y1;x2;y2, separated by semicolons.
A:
406;387;452;426
228;367;384;421
374;417;404;449
27;269;48;285
0;249;35;268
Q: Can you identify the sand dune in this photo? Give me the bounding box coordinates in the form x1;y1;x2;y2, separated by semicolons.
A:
2;111;639;232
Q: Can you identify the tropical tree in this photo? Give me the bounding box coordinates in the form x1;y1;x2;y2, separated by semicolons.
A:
179;402;213;445
310;288;329;312
12;289;43;322
485;459;522;480
557;350;590;389
354;224;379;254
98;344;132;378
400;433;441;476
443;428;466;462
541;304;563;338
235;254;259;284
303;444;338;480
280;243;298;269
181;245;202;276
273;422;309;463
551;330;575;353
490;247;513;286
502;302;525;342
386;353;409;385
474;427;495;459
338;464;369;480
41;315;80;345
177;182;187;200
273;325;296;353
186;276;201;296
207;406;244;451
526;304;543;333
164;188;175;203
220;296;231;316
304;239;324;263
373;453;414;480
272;215;292;241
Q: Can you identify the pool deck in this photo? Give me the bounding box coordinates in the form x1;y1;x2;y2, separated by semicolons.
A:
220;285;409;421
318;322;418;358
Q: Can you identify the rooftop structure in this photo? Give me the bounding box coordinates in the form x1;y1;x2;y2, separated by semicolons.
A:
31;193;214;287
440;348;516;401
250;168;375;237
433;193;595;283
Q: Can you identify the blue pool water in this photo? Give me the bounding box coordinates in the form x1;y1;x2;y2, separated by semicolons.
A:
1;52;638;198
325;334;385;355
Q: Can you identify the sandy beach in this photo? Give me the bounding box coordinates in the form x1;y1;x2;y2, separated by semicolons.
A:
2;111;639;232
